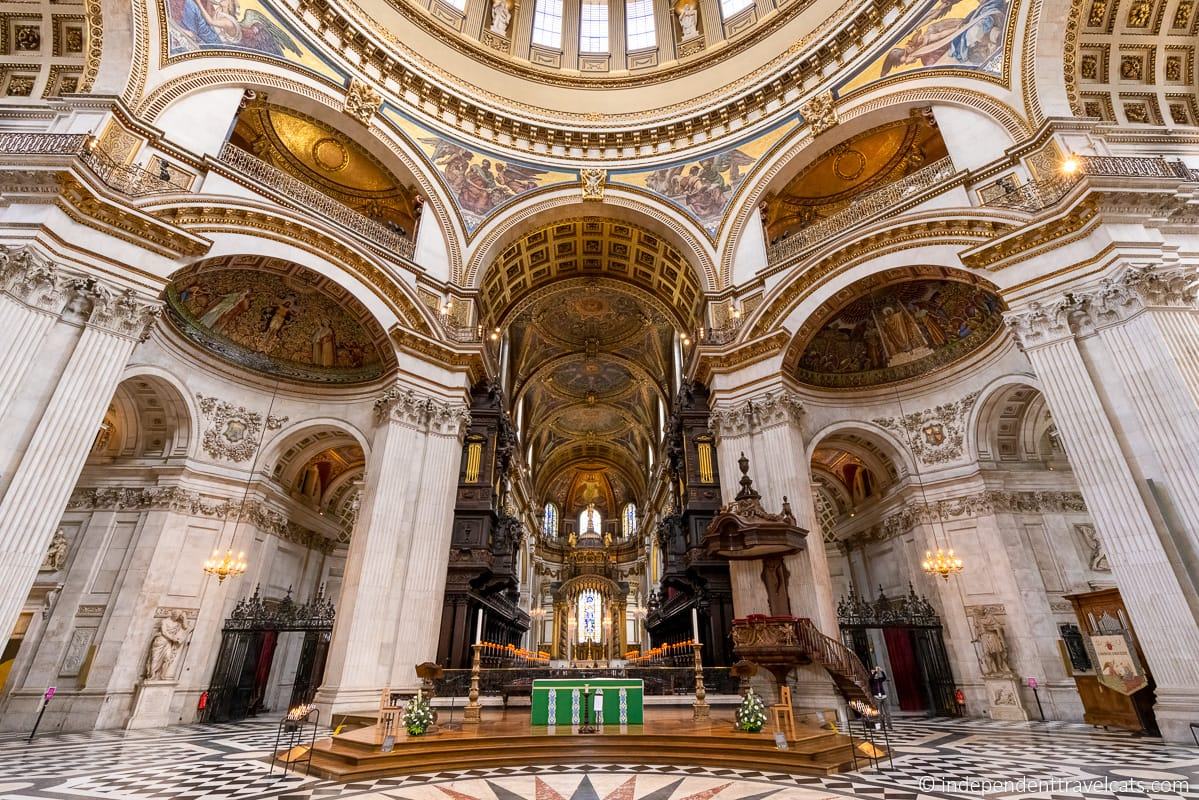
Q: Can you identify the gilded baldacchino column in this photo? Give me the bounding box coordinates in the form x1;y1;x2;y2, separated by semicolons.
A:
1005;286;1199;742
315;384;468;713
0;279;159;646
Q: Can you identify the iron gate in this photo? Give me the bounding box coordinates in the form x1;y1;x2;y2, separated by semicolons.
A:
204;586;335;723
838;583;958;716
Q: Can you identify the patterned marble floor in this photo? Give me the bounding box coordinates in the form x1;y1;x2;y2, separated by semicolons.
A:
0;716;1194;800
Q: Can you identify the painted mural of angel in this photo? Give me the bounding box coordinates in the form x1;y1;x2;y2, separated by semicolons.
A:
880;0;1007;75
168;0;301;57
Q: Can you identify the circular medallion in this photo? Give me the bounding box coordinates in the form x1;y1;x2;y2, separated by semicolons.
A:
311;137;350;172
833;148;867;181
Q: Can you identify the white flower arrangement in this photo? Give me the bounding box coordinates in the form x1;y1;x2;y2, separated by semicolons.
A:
735;687;767;732
402;690;434;736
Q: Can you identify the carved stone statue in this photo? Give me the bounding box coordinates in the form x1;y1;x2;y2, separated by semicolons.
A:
490;0;512;35
974;609;1013;676
1076;523;1110;572
677;1;699;40
40;530;69;572
144;610;192;681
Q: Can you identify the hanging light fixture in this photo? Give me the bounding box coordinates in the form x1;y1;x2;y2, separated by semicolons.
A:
203;380;282;583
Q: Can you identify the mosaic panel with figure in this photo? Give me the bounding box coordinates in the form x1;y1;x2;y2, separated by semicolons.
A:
165;266;388;384
795;278;1004;388
839;0;1012;94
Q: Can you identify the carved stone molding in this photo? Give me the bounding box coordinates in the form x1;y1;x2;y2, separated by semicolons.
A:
710;390;804;440
196;395;288;462
872;391;981;465
580;168;605;201
1006;263;1199;348
67;486;337;553
375;382;471;436
849;490;1088;544
0;246;66;312
342;77;383;126
799;90;838;136
75;280;162;341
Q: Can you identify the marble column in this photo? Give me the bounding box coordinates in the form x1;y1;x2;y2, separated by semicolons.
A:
0;281;158;647
1006;290;1199;742
0;248;68;424
315;385;468;713
710;405;768;616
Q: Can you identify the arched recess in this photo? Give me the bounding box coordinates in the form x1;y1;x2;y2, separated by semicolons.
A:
140;74;463;277
719;87;1030;285
970;377;1067;467
90;369;196;463
464;190;718;294
148;217;438;339
806;421;914;537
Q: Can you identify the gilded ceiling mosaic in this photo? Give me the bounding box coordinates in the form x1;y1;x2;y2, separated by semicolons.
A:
165;259;390;384
840;0;1012;94
762;114;948;242
794;277;1005;388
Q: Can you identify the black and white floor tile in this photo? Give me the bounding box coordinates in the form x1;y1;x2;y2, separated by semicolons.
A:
0;716;1194;800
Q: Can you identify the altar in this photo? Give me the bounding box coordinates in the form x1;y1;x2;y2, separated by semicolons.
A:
531;678;644;725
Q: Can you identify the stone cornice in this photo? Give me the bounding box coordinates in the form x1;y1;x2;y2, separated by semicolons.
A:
374;382;471;436
66;486;338;553
846;489;1087;545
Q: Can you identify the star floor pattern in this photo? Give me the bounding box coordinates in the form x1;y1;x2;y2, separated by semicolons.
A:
0;716;1193;800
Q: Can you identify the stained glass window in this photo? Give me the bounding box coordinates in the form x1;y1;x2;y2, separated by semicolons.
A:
578;589;602;643
623;503;637;537
544;502;559;537
532;0;564;48
626;0;656;50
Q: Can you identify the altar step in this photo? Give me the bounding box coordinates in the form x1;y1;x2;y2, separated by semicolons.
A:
306;712;869;780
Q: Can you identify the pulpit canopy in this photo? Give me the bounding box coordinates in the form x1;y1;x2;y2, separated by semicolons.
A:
703;453;808;559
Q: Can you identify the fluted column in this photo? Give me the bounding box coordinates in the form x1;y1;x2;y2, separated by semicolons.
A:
0;248;68;424
390;403;469;687
315;385;468;713
711;405;768;616
0;282;159;645
1007;295;1199;742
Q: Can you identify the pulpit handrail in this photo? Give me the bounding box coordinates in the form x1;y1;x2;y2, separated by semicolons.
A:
794;618;872;702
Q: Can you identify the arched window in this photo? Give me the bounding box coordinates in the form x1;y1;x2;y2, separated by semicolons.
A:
579;506;601;533
543;502;559;537
578;589;602;643
623;502;637;537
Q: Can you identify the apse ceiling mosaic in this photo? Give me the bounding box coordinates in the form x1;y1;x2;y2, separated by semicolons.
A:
164;258;391;384
792;274;1005;389
762;114;948;242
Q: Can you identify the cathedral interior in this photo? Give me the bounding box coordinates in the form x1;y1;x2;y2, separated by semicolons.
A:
0;0;1197;795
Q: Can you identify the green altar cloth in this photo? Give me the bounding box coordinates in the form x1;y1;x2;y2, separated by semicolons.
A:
530;678;644;725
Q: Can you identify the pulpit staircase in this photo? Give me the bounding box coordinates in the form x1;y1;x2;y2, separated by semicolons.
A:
794;618;874;708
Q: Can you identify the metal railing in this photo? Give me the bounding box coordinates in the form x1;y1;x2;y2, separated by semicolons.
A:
431;666;739;700
767;156;956;265
984;155;1197;212
219;142;416;260
0;132;191;196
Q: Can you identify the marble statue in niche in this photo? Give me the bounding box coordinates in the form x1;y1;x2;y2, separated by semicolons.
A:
490;0;513;35
677;1;700;40
973;608;1013;676
144;610;193;681
40;530;69;572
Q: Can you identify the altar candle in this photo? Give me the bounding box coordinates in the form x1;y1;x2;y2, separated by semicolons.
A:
691;607;699;643
475;609;484;644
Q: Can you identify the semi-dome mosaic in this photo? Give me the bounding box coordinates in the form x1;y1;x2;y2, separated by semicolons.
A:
164;260;391;384
794;276;1005;388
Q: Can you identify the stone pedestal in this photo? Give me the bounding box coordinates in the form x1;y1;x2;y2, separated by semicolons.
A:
126;680;178;729
984;677;1029;721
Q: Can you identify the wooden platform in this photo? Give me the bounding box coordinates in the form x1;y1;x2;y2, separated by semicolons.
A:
307;708;872;780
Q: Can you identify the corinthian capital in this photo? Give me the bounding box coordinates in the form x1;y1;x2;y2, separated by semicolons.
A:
1003;297;1079;349
374;382;470;436
76;280;161;341
711;390;805;440
0;246;67;311
1093;263;1199;319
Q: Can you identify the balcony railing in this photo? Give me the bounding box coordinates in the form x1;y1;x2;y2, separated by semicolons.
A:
767;156;957;265
984;155;1197;213
218;142;416;260
0;132;191;196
